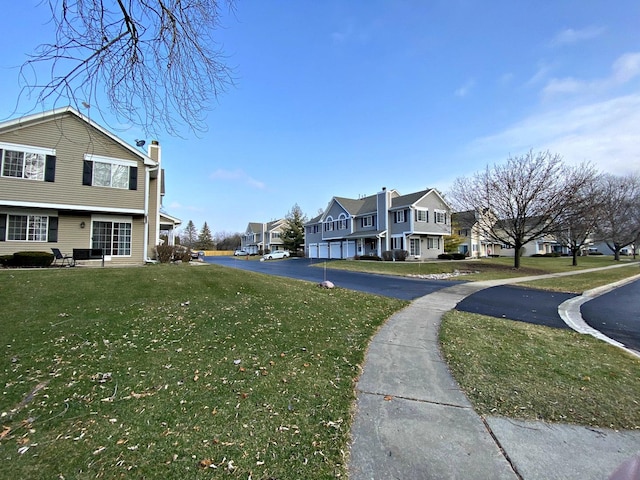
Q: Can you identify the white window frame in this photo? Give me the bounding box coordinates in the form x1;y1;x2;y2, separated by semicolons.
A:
410;238;421;256
435;210;447;224
394;210;405;223
91;215;133;257
338;214;347;230
362;215;373;227
415;209;428;222
85;154;136;190
391;237;404;250
6;214;49;242
0;143;54;181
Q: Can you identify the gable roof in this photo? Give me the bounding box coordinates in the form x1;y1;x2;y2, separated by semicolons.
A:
0;106;157;167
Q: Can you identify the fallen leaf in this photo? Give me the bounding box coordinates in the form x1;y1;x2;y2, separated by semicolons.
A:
384;395;393;401
0;426;11;440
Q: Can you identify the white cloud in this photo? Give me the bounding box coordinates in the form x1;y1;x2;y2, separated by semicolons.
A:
551;26;605;46
525;62;554;87
210;169;266;189
455;79;475;97
542;51;640;99
470;93;640;175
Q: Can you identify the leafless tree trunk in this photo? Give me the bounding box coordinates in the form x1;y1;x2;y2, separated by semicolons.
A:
449;150;593;269
552;167;602;266
594;173;640;261
19;0;234;136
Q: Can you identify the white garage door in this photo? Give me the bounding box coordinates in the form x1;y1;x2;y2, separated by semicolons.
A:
330;242;342;259
319;243;329;258
308;243;318;259
344;241;356;258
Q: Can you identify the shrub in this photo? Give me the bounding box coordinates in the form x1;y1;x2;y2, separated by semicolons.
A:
0;255;13;267
382;250;394;261
393;249;409;261
355;254;382;261
156;244;175;263
451;253;466;260
11;251;54;267
438;253;453;260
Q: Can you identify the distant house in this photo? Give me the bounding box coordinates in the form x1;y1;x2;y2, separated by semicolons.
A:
240;219;286;254
0;107;180;264
452;209;503;258
304;187;452;259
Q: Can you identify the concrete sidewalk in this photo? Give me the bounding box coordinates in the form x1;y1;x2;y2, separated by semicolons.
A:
349;266;640;479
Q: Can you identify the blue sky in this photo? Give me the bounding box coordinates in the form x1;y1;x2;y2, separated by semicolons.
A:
1;1;639;234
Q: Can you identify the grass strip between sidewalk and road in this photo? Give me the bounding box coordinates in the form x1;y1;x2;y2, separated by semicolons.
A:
440;310;640;430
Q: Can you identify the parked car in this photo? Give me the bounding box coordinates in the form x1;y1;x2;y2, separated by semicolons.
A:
191;250;204;259
262;250;290;260
233;249;249;256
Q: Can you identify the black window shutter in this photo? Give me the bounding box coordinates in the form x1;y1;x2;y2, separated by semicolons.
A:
129;166;138;190
0;215;6;241
48;216;59;242
45;155;56;182
82;160;93;185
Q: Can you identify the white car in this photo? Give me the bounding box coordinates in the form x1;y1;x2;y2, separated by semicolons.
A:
233;249;249;256
262;250;290;260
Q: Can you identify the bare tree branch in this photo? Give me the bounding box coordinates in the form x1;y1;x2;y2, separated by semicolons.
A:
19;0;235;136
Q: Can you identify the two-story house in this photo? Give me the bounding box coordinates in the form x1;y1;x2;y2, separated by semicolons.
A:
452;209;504;258
0;107;180;265
305;187;452;259
240;219;286;254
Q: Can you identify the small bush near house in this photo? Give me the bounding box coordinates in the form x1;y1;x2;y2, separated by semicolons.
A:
393;249;409;261
589;251;604;255
532;253;561;258
438;253;453;260
354;254;382;261
381;250;393;261
155;245;193;263
0;255;13;267
451;253;466;260
155;244;175;263
8;251;54;267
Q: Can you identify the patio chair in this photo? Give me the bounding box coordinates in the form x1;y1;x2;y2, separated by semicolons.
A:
51;248;75;267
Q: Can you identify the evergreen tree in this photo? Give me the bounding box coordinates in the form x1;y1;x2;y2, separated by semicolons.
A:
183;220;198;248
281;204;307;254
197;222;215;250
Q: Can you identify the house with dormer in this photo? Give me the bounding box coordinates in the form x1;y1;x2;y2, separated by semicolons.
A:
305;187;452;259
0;107;180;264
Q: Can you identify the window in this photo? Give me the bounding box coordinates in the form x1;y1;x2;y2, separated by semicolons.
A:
415;209;428;222
92;220;132;256
427;237;440;249
410;238;421;256
272;232;281;239
394;210;405;223
7;215;48;241
391;237;404;250
83;155;138;190
1;144;56;182
362;216;374;228
338;215;347;230
435;210;447;224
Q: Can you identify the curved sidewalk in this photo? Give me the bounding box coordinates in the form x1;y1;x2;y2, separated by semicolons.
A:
349;265;640;480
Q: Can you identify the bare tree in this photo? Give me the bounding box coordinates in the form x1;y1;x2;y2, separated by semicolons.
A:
19;0;234;135
449;150;592;268
552;167;602;266
214;231;241;250
594;173;640;261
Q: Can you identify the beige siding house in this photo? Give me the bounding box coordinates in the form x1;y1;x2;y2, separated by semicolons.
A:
0;107;180;265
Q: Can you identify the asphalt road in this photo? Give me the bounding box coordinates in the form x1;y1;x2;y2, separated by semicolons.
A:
202;256;459;300
203;256;639;350
581;279;640;351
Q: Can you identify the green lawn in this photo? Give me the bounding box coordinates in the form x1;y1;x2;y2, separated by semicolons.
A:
440;310;640;429
2;258;639;479
0;265;406;479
